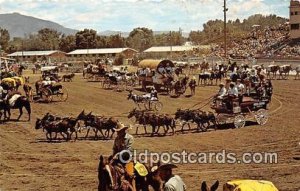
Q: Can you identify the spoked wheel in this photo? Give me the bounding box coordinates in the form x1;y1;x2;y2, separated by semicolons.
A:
215;113;226;126
151;101;163;111
41;88;53;103
58;86;68;102
234;114;246;128
255;109;268;125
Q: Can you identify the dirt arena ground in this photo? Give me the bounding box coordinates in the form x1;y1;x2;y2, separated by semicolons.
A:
1;71;299;191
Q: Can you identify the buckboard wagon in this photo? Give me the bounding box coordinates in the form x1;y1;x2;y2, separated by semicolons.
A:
211;95;270;128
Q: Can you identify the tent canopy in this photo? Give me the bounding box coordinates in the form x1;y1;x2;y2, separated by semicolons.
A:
138;59;174;70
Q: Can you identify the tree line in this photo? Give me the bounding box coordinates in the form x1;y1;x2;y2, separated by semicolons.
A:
0;14;288;54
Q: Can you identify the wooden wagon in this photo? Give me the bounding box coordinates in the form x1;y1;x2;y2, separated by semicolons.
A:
137;59;175;91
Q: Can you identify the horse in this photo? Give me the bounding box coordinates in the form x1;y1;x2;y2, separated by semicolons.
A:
17;65;25;76
174;109;195;132
35;111;82;141
35;117;78;141
198;72;211;86
23;84;33;101
98;155;161;191
278;65;292;80
200;61;210;72
169;76;189;96
210;70;224;85
201;181;219;191
266;65;280;79
148;113;176;136
127;108;151;135
0;93;31;121
77;111;117;139
24;76;30;83
192;111;217;132
127;90;153;110
62;73;75;82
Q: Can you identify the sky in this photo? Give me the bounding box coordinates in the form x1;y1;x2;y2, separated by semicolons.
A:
0;0;291;33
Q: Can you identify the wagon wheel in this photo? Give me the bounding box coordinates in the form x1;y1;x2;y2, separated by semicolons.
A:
41;88;53;103
215;113;226;125
234;114;246;128
255;109;268;125
58;86;68;102
152;101;163;111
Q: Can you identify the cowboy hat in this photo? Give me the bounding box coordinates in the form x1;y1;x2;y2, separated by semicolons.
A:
114;123;131;132
192;76;196;80
219;82;225;86
157;163;178;171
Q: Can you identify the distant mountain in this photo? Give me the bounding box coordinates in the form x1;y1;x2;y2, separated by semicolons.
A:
0;13;190;39
0;12;77;38
99;30;189;38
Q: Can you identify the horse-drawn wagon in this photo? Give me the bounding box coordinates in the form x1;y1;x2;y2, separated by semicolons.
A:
137;59;175;92
211;93;270;129
41;66;60;81
83;63;106;81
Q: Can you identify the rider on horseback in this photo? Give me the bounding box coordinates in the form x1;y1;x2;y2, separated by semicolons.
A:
111;123;136;189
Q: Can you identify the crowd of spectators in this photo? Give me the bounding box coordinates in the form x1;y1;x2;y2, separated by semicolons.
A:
212;23;300;59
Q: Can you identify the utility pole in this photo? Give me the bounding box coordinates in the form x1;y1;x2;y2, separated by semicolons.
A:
169;31;172;59
0;45;2;76
223;0;228;60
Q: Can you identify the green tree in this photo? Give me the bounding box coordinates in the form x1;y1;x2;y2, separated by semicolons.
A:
59;34;76;52
75;29;97;49
0;28;10;51
107;34;125;48
37;28;61;50
127;27;154;51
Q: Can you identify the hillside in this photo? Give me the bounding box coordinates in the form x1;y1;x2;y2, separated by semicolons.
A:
0;12;77;38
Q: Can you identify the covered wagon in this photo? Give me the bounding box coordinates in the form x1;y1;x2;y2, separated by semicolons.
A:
137;59;175;91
